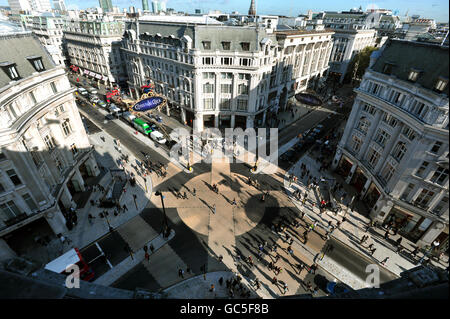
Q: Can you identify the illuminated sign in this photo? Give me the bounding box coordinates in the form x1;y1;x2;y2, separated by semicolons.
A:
132;97;164;112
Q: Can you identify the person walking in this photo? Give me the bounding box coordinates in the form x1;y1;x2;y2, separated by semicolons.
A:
212;204;216;214
370;248;377;256
123;204;128;212
219;277;223;286
411;246;419;257
193;188;196;196
183;191;188;199
210;284;215;292
88;214;95;225
231;198;237;206
380;257;389;266
282;282;289;295
178;268;184;278
149;244;155;253
272;277;278;285
384;230;390;240
144;251;150;262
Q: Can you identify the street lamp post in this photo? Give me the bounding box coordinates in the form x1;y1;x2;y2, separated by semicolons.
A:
155;191;170;238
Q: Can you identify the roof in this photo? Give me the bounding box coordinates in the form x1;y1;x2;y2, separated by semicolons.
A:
139;15;222;25
324;13;366;20
371;39;449;96
274;29;334;37
0;32;56;89
44;248;81;273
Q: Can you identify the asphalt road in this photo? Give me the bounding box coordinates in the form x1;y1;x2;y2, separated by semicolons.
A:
324;237;398;284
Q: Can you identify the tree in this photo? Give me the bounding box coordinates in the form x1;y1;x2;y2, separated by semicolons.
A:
344;46;379;85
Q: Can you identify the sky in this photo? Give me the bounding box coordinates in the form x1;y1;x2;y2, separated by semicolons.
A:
1;0;449;22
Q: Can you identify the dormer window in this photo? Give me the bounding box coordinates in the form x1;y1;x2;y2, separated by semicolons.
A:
27;56;45;72
435;77;448;92
202;41;211;50
221;42;231;50
241;42;250;51
408;69;420;82
382;63;394;75
0;62;20;80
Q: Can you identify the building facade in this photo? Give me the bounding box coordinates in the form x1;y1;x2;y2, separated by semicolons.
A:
328;28;377;82
121;16;333;131
7;0;32;13
332;40;449;250
0;31;99;261
98;0;113;13
64;17;126;86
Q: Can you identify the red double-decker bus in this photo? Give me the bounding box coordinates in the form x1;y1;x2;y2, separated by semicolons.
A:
45;248;94;282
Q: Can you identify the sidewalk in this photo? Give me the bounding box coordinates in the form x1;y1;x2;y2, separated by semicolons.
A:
284;152;448;284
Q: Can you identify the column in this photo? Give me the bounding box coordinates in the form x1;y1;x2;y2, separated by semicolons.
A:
246;115;255;129
60;184;76;209
70;168;86;192
87;153;100;177
231;114;235;129
339;99;362;149
359;109;382;156
418;221;446;247
361;178;372;197
345;162;358;184
214;115;219;128
44;207;68;235
0;238;16;262
181;108;187;125
193;112;203;133
262;110;267;125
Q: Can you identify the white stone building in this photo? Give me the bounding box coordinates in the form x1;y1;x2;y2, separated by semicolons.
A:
0;31;99;261
121;15;333;131
331;39;449;250
64;16;127;87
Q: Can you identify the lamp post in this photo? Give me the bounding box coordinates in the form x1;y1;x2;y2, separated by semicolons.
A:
155;191;170;238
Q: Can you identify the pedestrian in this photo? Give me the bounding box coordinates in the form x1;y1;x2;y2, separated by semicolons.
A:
396;237;403;246
306;281;312;291
282;282;289;294
212;204;216;214
183;191;188;199
218;255;223;262
272;276;278;285
384;230;390;240
149;244;155;253
186;266;191;274
123;204;128;211
226;279;231;289
312;286;319;295
178;268;184;278
219;277;223;286
88;214;95;225
370;248;377;256
193;188;196;196
411;246;419;257
268;261;274;270
274;253;280;263
210;284;215;292
144;251;150;262
231;198;237;206
380;257;389;266
360;235;367;244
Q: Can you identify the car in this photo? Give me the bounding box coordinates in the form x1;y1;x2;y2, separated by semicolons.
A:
90;96;100;104
280;149;296;162
87;87;98;95
105;114;115;121
77;87;88;96
98;100;107;108
326;282;351;296
150;114;163;122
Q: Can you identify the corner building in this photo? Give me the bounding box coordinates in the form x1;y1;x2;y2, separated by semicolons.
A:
332;40;449;250
0;31;99;261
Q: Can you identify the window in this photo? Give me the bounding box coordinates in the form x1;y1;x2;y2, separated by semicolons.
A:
408;70;420;82
435;78;448;92
50;82;58;94
389;90;404;105
381;163;396;183
367;147;381;168
0;201;21;221
71;143;78;156
367;81;382;95
356;117;370;134
61;119;72;136
222;42;231;50
350;135;363;153
430;167;449;185
29;58;45;72
237;99;248;111
202;41;211;50
221;72;232;79
44;135;56;149
240;58;251;66
402;126;416;141
374;129;390;147
401;183;415;201
221;84;232;94
203;98;214;110
241;42;250;51
382;113;398;127
382;63;393;75
432;197;448;216
414;189;435;209
238;84;248;95
415;161;429;178
392;142;407;162
238;73;250;80
22;193;37;211
203;72;215;79
362;103;376;115
1;63;20;80
54;155;63;172
203;83;214;93
7;169;22;186
220;98;231;110
29;92;37;104
221;57;232;65
409;100;428;119
430;141;443;154
202;57;213;65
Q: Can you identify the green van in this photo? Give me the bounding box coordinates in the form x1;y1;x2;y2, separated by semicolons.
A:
133;118;152;136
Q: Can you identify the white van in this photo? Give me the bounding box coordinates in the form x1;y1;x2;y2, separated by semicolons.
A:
121;111;136;124
77;87;88;96
87;87;98;95
150;130;166;144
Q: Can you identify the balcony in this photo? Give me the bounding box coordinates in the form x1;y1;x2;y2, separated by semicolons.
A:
3;213;28;227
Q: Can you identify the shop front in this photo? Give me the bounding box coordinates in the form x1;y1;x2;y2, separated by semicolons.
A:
387;206;433;243
219;114;231;128
364;182;381;209
336;156;353;178
351;167;368;193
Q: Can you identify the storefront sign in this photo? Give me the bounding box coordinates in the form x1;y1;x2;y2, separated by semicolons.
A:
132;97;164;112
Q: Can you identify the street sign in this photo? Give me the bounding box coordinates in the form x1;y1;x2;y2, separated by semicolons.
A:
132;97;164;112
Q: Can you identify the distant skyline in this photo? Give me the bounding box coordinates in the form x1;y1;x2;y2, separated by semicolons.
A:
1;0;449;22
